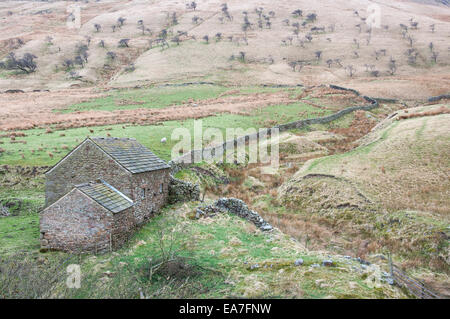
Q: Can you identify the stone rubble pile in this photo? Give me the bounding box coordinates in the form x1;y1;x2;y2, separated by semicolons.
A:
196;197;273;232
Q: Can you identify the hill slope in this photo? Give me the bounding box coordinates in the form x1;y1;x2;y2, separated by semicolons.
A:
0;0;449;99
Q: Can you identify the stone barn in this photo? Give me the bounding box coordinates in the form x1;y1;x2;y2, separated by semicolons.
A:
40;179;135;253
45;137;171;225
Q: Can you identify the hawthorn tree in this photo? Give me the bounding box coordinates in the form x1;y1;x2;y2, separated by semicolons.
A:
118;38;130;47
117;17;126;27
1;52;37;73
292;9;303;18
346;65;356;77
315;51;322;61
388;60;397;75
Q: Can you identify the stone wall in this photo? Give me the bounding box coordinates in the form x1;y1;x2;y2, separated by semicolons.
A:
168;176;200;204
0;205;9;217
171;85;378;166
196;198;273;231
45;139;132;207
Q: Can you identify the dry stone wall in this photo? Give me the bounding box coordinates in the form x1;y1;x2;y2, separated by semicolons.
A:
168;176;200;204
171;85;378;167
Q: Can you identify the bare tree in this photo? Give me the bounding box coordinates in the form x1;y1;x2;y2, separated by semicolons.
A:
75;44;89;63
221;3;233;21
99;40;105;48
407;35;414;47
334;58;343;68
117;17;126;27
388;60;397;75
171;36;181;46
171;12;178;26
192;16;203;24
291;9;303;18
118;39;130;47
315;51;322;61
374;50;382;60
62;58;74;71
159;29;168;40
288;61;297;71
326;59;333;68
186;1;197;10
346;65;356;77
431;51;439;63
74;55;85;68
400;24;408;32
306;13;317;23
106;51;116;60
238;51;246;62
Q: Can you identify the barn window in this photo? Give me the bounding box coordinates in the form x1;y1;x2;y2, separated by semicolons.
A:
159;183;163;193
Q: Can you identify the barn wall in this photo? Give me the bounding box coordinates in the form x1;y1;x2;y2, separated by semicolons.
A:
45;140;132;207
130;168;170;225
112;206;136;249
40;189;114;253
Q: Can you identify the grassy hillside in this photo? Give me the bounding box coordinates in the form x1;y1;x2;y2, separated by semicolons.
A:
274;105;449;295
288;105;450;215
0;0;449;99
0;201;407;298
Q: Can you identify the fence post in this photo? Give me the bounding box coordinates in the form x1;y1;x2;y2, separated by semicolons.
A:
388;252;393;277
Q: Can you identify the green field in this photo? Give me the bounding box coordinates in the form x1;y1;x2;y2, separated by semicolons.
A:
57;84;297;113
0;102;329;167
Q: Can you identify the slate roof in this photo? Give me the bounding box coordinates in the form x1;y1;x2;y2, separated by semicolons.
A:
90;137;170;174
76;179;133;213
